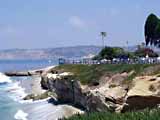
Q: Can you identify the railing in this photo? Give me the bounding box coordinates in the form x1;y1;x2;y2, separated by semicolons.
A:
58;58;160;65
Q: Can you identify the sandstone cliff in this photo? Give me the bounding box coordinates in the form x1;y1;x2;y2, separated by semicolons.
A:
40;65;160;113
41;70;127;112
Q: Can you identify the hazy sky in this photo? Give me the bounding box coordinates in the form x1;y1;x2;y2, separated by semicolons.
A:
0;0;160;49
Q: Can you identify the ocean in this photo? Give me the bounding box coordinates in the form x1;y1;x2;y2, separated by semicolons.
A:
0;59;58;120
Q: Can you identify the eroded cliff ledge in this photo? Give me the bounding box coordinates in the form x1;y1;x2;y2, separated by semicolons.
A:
41;64;160;113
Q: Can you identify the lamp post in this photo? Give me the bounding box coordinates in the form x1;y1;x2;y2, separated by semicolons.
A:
71;80;75;104
126;41;129;51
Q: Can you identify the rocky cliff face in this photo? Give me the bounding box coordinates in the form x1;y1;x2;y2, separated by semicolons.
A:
41;72;88;107
41;70;129;112
41;70;160;113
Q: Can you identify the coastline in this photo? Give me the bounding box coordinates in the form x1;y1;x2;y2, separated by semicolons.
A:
20;75;46;95
17;67;84;120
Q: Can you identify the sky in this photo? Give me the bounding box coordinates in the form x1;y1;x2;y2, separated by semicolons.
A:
0;0;160;49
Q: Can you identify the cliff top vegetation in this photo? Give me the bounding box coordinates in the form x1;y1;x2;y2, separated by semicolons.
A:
54;64;159;86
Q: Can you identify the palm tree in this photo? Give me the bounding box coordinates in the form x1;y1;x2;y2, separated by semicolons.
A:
100;32;107;49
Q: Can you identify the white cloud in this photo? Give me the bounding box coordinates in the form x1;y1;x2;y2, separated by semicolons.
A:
69;16;87;29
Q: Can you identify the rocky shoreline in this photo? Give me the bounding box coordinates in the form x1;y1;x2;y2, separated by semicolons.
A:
40;65;160;113
5;64;160;119
4;66;55;77
4;66;85;119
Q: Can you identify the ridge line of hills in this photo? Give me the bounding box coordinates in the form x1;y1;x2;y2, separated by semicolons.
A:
0;45;138;60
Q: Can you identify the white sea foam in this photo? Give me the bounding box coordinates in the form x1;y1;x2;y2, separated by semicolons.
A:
4;77;49;104
20;97;51;104
0;72;12;83
5;82;27;102
14;110;28;120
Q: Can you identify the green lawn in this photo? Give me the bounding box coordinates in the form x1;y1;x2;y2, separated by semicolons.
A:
54;64;156;85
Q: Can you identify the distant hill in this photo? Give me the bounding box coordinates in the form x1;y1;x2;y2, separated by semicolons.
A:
0;46;102;60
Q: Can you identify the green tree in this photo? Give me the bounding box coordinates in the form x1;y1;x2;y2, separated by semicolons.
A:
144;13;160;47
93;47;133;60
154;21;160;47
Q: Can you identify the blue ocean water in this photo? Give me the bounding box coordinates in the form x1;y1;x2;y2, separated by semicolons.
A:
0;59;58;72
0;59;58;120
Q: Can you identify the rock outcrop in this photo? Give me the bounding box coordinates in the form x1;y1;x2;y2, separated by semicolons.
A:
5;66;55;77
41;70;129;112
123;76;160;111
41;71;89;109
41;69;160;113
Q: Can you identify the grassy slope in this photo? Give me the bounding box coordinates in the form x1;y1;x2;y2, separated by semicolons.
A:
64;109;160;120
55;64;156;85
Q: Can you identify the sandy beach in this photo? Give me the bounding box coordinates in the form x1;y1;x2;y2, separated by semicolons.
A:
19;75;84;120
20;75;46;95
